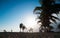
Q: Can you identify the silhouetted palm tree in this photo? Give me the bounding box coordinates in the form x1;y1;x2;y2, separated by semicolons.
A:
19;23;26;32
34;0;60;32
22;26;26;32
19;23;23;32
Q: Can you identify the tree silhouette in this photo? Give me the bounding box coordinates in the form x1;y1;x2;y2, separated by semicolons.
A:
29;28;33;32
19;23;26;32
19;23;23;32
3;30;7;32
22;26;26;32
34;0;60;32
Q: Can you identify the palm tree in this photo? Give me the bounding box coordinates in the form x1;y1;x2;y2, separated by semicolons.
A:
34;0;60;32
22;26;26;32
19;23;26;32
19;23;23;32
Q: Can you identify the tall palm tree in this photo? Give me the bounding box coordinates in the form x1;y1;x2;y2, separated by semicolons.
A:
19;23;26;32
34;0;60;32
19;23;23;32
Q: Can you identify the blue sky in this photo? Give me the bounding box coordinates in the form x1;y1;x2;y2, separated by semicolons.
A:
0;0;60;32
0;0;40;32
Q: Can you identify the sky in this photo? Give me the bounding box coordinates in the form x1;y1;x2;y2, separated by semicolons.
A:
0;0;60;32
0;0;41;32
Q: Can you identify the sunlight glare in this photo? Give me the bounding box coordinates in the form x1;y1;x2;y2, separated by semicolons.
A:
24;15;37;28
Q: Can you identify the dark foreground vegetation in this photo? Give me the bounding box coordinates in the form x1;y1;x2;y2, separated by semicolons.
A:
0;32;60;38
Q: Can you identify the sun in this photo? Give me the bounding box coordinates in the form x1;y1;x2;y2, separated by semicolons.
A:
20;13;40;32
23;15;37;28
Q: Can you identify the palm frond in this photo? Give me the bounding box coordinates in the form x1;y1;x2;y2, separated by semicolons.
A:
51;16;60;20
38;16;41;19
49;26;54;29
33;7;42;12
35;12;41;14
53;12;59;14
51;18;57;24
37;21;41;23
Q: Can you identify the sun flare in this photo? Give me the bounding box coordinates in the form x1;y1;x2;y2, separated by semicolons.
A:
23;15;37;28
